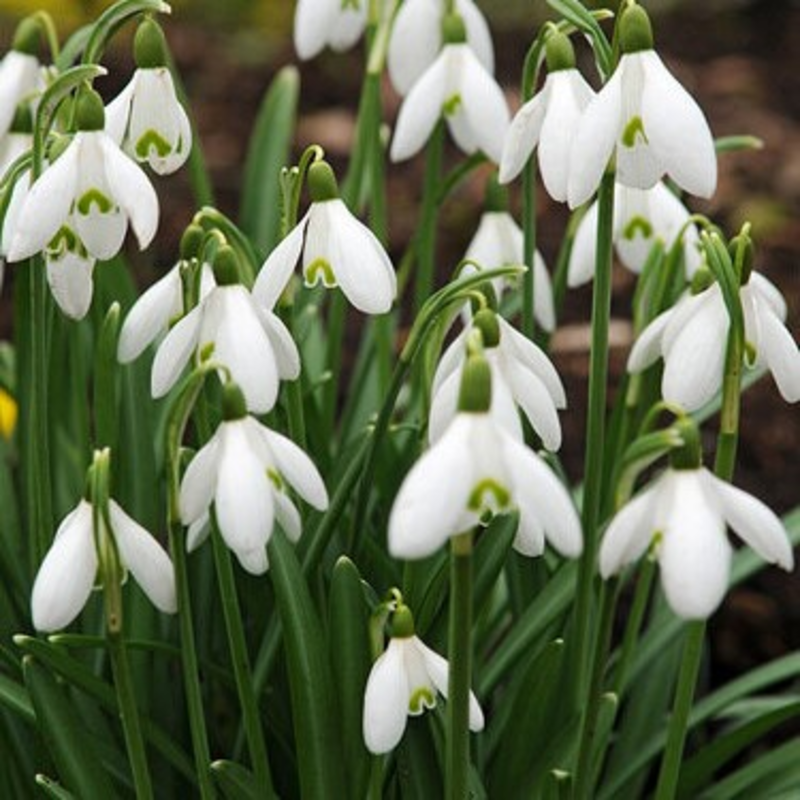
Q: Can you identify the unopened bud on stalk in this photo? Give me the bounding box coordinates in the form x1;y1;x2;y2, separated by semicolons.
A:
75;88;105;132
545;29;576;72
458;352;492;413
213;244;240;286
472;308;500;349
619;4;654;54
221;382;248;421
389;604;415;638
669;417;702;470
308;160;339;202
442;13;467;45
134;17;168;69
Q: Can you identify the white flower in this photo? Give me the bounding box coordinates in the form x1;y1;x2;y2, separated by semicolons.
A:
388;0;494;96
462;210;555;332
389;406;582;560
0;131;32;255
600;465;794;619
389;34;509;164
43;224;97;319
151;281;299;412
0;50;41;138
6;130;159;263
294;0;368;60
500;68;594;201
105;67;192;175
628;273;800;410
567;7;716;208
31;498;177;632
180;413;328;574
568;181;702;288
253;162;396;315
118;261;215;363
363;632;484;754
430;316;566;451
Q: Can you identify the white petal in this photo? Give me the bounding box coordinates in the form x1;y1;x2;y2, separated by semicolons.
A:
186;512;210;553
31;501;97;632
151;304;203;398
431;328;468;397
260;425;329;510
704;470;794;570
757;302;800;402
458;0;495;78
750;272;787;321
328;1;367;52
0;52;41;135
641;51;717;198
179;434;220;524
387;0;440;96
598;482;659;577
627;307;673;372
390;49;449;162
363;639;410;754
389;415;476;559
117;264;182;363
658;471;731;619
253;216;306;309
235;546;269;575
567;65;623;208
109;501;176;614
100;133;159;250
513;509;546;557
532;251;556;333
46;249;96;320
104;78;136;145
428;367;460;445
504;355;562;451
293;0;335;60
258;308;301;380
499;91;547;184
274;492;303;543
567;201;599;288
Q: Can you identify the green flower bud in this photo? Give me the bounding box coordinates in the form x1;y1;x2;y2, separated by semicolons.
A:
221;382;248;422
390;604;415;638
545;30;576;73
729;234;755;286
690;266;714;295
75;88;106;132
620;4;654;54
12;17;40;56
134;18;168;69
180;224;205;261
669;417;702;470
458;353;492;413
308;161;339;203
472;308;500;349
442;13;467;45
213;244;240;286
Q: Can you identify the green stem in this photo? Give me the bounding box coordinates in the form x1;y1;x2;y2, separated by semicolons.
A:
210;517;274;792
107;632;154;800
571;172;615;705
446;531;474;800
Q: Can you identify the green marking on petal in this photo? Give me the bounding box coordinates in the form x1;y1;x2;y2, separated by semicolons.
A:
135;129;173;159
622;215;653;241
408;687;436;716
621;116;648;148
199;342;215;362
77;189;113;215
443;94;462;117
267;468;284;491
467;478;511;513
341;0;360;9
47;225;88;258
304;258;337;288
744;340;757;367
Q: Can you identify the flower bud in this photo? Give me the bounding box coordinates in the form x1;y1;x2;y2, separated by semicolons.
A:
669;417;702;471
619;4;654;54
12;17;40;56
180;224;205;261
75;88;106;132
134;17;168;69
690;266;714;295
472;308;500;349
213;244;240;286
221;382;248;422
545;30;576;73
442;13;467;45
458;353;492;413
308;160;339;203
390;603;415;638
729;234;755;286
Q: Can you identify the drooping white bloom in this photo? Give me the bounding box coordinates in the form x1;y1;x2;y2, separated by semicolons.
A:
389;404;582;559
31;498;177;632
0;50;41;138
253;161;396;315
628;272;800;410
567;6;716;208
117;261;215;363
388;0;494;96
0;131;32;255
568;181;702;288
462;210;556;332
499;30;594;201
430;315;566;451
7;129;159;264
180;412;328;574
363;631;484;754
390;17;509;164
294;0;368;60
151;281;299;412
600;465;794;619
105;67;192;175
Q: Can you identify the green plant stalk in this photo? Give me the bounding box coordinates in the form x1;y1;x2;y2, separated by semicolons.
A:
210;517;274;792
446;531;474;800
571;171;616;704
107;632;154;800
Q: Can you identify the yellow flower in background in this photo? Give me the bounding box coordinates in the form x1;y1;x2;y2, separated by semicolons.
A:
0;387;17;439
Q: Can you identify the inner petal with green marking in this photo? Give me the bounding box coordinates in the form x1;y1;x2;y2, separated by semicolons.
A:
47;224;88;258
467;478;511;514
267;468;284;491
304;258;337;288
77;189;114;216
621;115;648;148
622;215;653;241
443;94;462;117
408;686;435;715
135;129;173;159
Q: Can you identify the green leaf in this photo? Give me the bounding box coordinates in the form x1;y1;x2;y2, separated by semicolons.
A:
210;760;261;800
0;672;35;723
328;557;371;798
268;531;345;799
395;716;443;798
93;302;120;451
35;774;77;799
239;66;300;256
546;0;614;78
22;656;117;797
81;0;171;65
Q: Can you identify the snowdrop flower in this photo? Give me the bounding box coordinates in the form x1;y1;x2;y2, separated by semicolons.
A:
568;181;702;287
31;496;177;632
430;310;566;451
628;270;800;410
253;160;396;315
0;19;43;139
7;88;159;266
105;19;191;175
567;5;716;208
363;603;483;754
180;384;328;574
390;351;581;559
390;13;509;164
151;247;299;412
600;422;794;619
388;0;494;96
499;30;594;201
294;0;367;60
0;113;33;259
462;181;555;332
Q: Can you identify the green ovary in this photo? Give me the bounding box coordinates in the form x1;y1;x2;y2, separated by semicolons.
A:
304;258;337;288
621;116;648;148
135;129;173;159
408;686;436;715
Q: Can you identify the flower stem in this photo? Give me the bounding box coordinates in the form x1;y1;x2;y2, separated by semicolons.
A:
210;515;274;791
446;530;474;800
107;631;154;800
572;171;616;704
